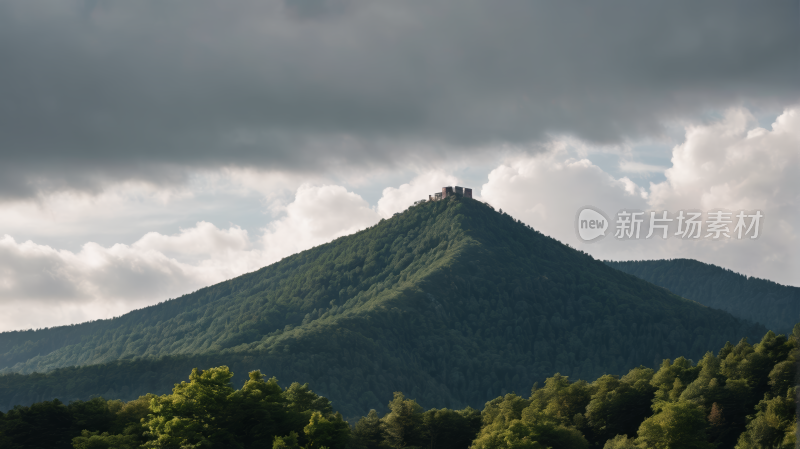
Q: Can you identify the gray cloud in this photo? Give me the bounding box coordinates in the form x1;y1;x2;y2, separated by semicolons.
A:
0;0;797;197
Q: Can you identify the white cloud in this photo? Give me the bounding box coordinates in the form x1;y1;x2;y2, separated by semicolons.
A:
0;227;250;331
649;108;799;213
645;107;800;286
481;107;800;287
260;184;381;261
0;182;194;244
134;222;251;261
480;145;648;235
0;184;381;331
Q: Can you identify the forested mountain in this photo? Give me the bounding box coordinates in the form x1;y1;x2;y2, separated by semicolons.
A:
0;196;766;417
605;259;800;333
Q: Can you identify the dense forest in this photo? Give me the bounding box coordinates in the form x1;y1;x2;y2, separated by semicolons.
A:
605;259;800;333
1;327;796;448
0;197;766;417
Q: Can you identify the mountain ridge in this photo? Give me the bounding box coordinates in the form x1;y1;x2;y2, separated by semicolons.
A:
604;258;800;332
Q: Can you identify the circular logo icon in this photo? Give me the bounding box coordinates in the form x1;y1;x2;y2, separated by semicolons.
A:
575;206;609;243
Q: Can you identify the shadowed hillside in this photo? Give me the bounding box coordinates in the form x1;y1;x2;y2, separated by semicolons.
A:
605;259;800;333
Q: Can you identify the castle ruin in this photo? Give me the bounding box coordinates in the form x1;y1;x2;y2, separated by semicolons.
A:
429;186;472;201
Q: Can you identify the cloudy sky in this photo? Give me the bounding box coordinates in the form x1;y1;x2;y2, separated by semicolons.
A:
1;0;798;331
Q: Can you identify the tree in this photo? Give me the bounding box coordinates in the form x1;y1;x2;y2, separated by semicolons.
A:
529;374;593;427
636;401;714;449
735;388;796;449
586;368;655;443
0;399;73;449
304;411;350;449
767;360;795;397
142;366;239;448
352;410;384;449
284;383;333;414
67;397;117;438
650;357;698;410
71;430;139;449
109;394;157;445
470;389;588;449
470;419;547;449
381;392;423;449
603;434;638;449
273;431;301;449
228;371;287;448
421;407;482;449
520;408;588;449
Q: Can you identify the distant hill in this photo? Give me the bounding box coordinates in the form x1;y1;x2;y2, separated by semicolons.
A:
604;259;800;333
0;197;765;416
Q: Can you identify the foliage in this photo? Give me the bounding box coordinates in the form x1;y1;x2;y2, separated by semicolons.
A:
635;401;714;449
72;430;139;449
735;389;796;449
602;434;638;449
304;411;350;449
140;366;346;449
421;406;482;449
142;366;241;448
0;326;798;449
469;392;588;449
351;409;384;449
274;431;301;449
381;392;423;449
0;394;154;449
605;259;800;332
584;368;655;443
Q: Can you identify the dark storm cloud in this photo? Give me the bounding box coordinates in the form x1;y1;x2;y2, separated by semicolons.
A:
0;0;797;196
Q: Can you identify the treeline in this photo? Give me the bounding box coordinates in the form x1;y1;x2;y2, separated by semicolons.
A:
605;258;800;333
0;367;351;449
1;327;797;449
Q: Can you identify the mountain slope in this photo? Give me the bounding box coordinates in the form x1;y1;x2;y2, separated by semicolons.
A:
0;197;766;416
605;259;800;332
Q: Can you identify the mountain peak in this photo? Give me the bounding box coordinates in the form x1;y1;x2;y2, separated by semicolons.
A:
0;195;767;417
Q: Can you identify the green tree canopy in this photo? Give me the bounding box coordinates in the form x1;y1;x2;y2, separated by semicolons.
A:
636;401;714;449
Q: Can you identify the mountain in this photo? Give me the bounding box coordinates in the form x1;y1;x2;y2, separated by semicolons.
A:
604;259;800;333
0;196;766;416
